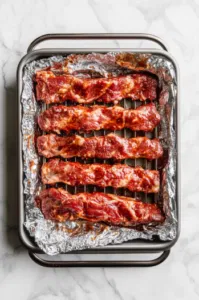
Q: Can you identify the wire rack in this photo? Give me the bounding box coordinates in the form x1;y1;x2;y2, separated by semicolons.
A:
41;97;159;206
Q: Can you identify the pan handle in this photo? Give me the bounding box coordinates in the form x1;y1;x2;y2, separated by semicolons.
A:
27;33;168;53
29;250;170;268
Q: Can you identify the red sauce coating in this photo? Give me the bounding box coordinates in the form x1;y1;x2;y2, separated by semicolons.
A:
35;71;158;104
37;133;163;160
38;103;160;133
41;159;160;193
35;188;165;226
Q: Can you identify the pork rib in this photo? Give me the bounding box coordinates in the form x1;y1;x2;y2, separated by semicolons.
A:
37;134;163;160
36;188;164;226
41;159;160;193
38;103;160;133
36;71;158;104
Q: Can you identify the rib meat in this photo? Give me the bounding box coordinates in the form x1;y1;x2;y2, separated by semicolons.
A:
37;134;163;160
36;71;158;104
36;188;164;226
38;103;160;133
41;159;160;193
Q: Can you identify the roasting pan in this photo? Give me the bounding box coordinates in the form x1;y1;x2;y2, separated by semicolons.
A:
18;33;180;267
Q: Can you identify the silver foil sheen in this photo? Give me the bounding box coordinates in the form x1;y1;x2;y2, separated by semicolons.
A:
22;53;178;255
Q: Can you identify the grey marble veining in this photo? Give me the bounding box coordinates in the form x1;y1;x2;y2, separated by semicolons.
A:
0;0;198;299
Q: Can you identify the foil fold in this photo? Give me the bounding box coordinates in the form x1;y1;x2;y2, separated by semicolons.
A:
22;53;178;255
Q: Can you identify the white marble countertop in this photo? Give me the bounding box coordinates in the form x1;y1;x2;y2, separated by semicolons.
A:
0;0;198;299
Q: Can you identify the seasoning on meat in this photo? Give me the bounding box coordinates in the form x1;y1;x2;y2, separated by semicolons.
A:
36;71;158;104
38;103;160;133
37;133;163;160
41;159;160;193
36;188;164;226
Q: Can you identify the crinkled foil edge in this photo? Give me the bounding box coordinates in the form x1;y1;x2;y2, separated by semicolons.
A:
22;53;178;255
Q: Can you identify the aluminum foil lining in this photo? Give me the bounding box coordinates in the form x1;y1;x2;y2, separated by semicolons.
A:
22;52;178;255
